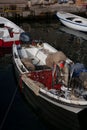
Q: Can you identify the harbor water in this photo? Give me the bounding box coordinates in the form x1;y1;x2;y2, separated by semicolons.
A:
0;17;87;130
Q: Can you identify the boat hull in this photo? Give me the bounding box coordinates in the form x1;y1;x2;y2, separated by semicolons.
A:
0;40;21;48
0;16;24;49
12;43;87;130
12;60;82;130
60;19;87;32
21;78;81;130
56;12;87;32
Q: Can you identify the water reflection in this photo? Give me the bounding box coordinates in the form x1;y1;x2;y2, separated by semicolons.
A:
21;21;87;66
59;26;87;41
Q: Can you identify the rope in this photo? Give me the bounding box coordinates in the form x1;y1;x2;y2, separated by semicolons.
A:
0;87;18;130
52;64;60;87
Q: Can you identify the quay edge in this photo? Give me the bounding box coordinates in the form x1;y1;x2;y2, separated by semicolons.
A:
1;3;87;20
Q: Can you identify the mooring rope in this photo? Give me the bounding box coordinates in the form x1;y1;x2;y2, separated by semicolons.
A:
0;87;18;130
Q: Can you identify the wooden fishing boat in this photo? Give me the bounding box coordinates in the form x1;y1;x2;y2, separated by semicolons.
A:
0;16;24;48
12;40;87;129
56;11;87;32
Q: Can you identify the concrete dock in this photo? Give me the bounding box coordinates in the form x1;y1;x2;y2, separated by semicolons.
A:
1;2;86;19
18;2;86;21
29;3;86;16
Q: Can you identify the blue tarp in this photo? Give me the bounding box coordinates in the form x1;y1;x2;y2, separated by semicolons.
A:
71;63;87;77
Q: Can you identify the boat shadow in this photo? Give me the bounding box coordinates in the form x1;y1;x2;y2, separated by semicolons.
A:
58;26;87;41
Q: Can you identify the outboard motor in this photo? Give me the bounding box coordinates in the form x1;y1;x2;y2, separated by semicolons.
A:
20;32;32;44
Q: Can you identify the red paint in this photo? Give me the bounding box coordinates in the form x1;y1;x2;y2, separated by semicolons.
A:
0;40;21;48
53;84;62;90
0;39;3;47
27;69;62;90
28;70;52;89
59;63;64;68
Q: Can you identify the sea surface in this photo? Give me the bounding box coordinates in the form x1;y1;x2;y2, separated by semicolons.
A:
0;17;87;130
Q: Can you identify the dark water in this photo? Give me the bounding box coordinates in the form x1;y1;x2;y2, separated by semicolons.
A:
0;18;87;130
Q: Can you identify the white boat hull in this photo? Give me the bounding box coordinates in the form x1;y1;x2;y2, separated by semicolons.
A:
56;12;87;32
12;41;87;129
0;16;24;48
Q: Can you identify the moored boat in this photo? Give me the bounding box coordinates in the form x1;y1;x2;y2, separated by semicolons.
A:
56;11;87;32
12;39;87;129
0;16;24;48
